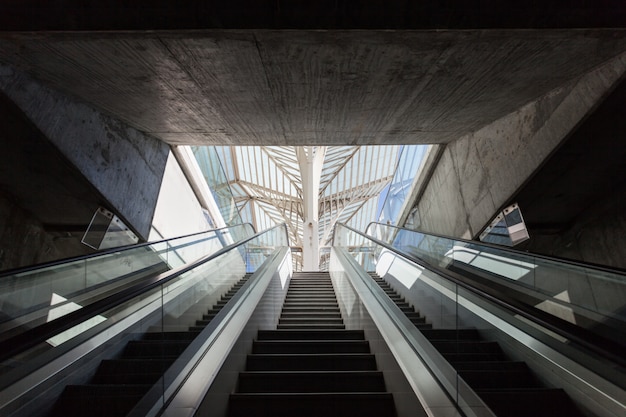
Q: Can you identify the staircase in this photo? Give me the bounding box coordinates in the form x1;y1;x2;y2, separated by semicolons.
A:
370;272;584;417
228;272;396;417
48;274;251;417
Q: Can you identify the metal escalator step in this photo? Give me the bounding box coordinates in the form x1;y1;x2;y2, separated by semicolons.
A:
91;358;173;384
452;360;528;371
419;328;480;340
50;384;152;417
476;388;585;417
459;369;540;389
141;331;200;341
123;340;190;358
430;340;503;354
443;352;507;362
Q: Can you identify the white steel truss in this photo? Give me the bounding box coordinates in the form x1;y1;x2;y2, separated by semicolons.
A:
214;145;399;270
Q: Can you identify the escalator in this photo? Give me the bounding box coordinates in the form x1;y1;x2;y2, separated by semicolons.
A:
49;274;251;416
332;222;625;417
1;221;624;417
369;271;584;417
0;223;286;417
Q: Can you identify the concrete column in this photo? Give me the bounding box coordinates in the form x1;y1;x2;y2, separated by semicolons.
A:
297;146;326;271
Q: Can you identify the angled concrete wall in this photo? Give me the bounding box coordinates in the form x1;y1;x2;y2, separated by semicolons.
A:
0;192;64;270
407;53;626;241
0;65;170;240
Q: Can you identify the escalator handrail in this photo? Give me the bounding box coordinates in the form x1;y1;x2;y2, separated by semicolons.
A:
0;223;287;363
365;221;626;276
336;222;626;369
0;223;255;278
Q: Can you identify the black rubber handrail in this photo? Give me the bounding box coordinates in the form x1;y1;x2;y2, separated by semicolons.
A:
0;223;287;362
336;223;626;370
0;223;255;278
365;221;626;276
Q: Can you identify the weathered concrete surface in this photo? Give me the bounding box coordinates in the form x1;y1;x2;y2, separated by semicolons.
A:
0;87;101;270
520;196;626;270
0;192;66;270
406;52;626;242
0;30;625;146
0;65;170;240
515;76;626;269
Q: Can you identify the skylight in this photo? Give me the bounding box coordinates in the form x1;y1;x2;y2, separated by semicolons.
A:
193;145;428;270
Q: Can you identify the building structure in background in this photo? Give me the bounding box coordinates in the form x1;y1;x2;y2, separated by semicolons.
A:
193;145;423;270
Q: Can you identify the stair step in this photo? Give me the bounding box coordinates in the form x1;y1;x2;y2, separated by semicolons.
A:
91;359;172;384
283;304;339;309
452;361;528;371
280;310;341;318
443;352;507;362
408;317;428;324
283;300;337;304
278;318;344;325
252;340;370;354
460;369;539;389
430;340;502;354
246;354;377;371
419;328;480;340
277;323;346;330
195;319;216;327
287;290;334;294
50;384;152;417
141;331;200;341
237;371;386;392
228;392;396;417
282;305;339;311
477;388;585;417
123;340;190;358
257;330;365;340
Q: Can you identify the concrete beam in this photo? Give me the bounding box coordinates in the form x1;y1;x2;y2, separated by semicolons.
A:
0;65;170;240
405;52;626;240
0;30;625;147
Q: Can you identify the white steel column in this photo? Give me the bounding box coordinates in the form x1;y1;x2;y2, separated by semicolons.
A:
297;146;326;271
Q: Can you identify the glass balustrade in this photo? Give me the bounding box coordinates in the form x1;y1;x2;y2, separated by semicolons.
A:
0;223;287;417
365;222;626;350
333;223;625;416
0;224;254;344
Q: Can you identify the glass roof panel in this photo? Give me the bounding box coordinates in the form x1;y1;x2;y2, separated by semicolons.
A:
193;145;428;255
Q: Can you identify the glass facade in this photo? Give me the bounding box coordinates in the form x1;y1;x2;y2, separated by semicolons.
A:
378;145;429;225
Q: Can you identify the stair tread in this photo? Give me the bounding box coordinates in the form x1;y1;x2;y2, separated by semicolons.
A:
228;392;396;417
258;329;364;339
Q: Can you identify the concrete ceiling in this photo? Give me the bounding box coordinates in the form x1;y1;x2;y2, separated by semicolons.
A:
1;30;625;146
